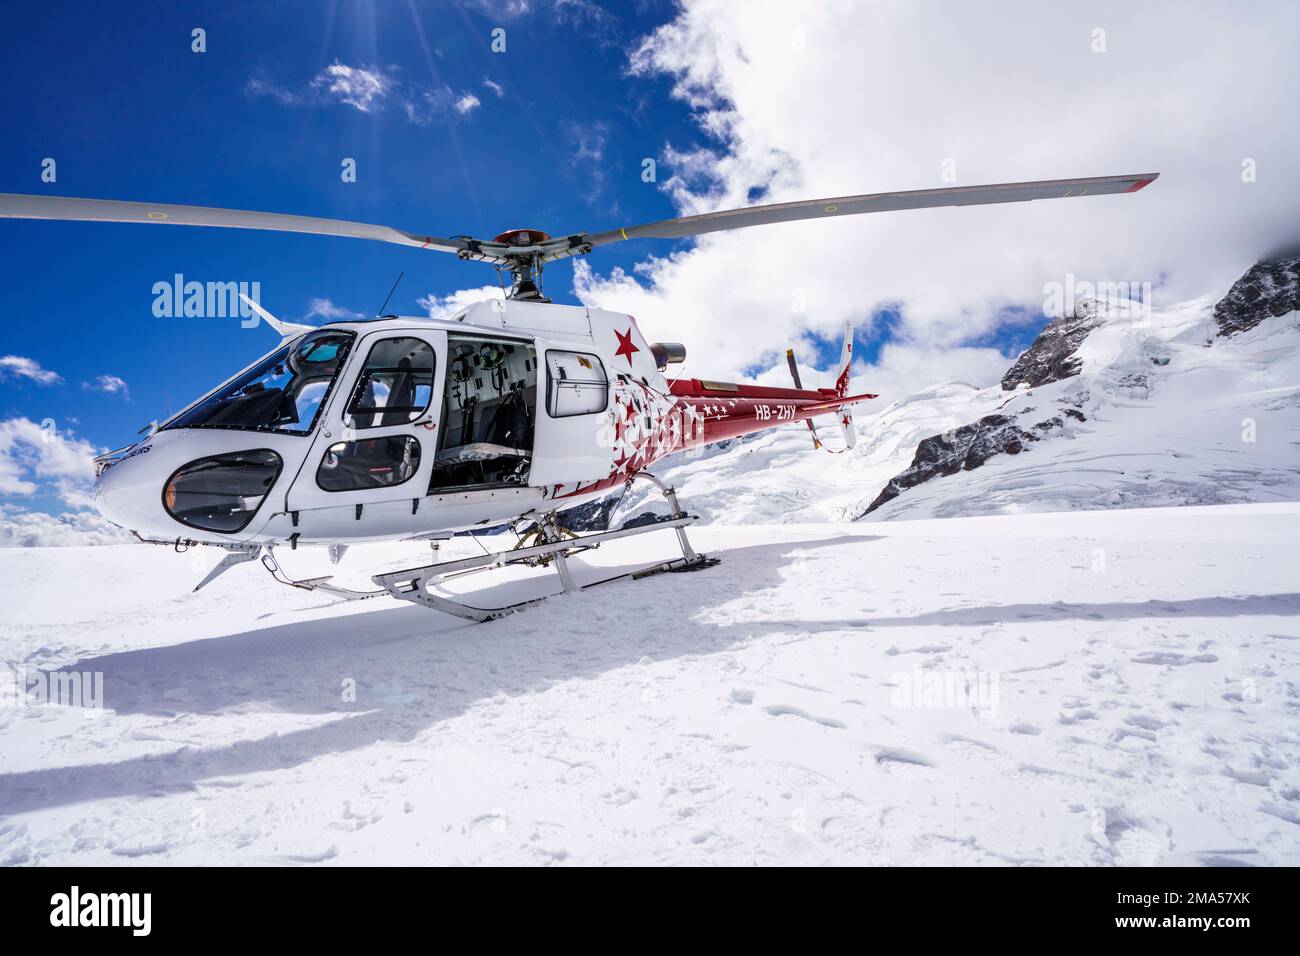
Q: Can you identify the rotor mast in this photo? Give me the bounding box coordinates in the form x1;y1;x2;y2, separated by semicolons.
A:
506;251;545;301
471;227;584;301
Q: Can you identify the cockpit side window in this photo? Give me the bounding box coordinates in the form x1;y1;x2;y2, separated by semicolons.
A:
165;330;355;436
343;337;435;430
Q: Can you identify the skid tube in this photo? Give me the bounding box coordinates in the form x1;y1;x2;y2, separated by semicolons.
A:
372;473;719;622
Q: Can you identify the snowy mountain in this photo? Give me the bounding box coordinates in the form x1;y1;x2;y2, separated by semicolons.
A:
594;255;1300;528
1213;251;1300;336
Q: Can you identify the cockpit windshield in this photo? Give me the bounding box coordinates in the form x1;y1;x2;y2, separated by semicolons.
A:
165;330;355;435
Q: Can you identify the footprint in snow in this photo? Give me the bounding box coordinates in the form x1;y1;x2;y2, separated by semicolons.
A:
271;845;338;864
1125;714;1166;731
110;842;170;858
1223;766;1271;787
874;747;934;769
939;734;1001;757
1132;651;1218;666
1257;803;1300;825
470;812;510;835
763;704;846;729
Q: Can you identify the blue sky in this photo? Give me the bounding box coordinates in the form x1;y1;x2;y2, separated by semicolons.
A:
0;1;727;515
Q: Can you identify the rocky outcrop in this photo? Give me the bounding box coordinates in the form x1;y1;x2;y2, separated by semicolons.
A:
861;412;1069;515
1214;253;1300;336
859;303;1103;517
560;494;622;532
1000;311;1101;390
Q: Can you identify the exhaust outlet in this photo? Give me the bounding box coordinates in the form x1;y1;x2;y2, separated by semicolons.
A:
650;342;686;370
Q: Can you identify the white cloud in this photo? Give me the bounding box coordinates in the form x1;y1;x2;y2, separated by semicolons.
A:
242;74;307;107
0;355;61;385
417;286;506;321
461;0;615;29
247;61;484;125
313;61;392;113
82;374;128;396
460;0;535;19
305;298;363;321
0;504;132;547
856;345;1012;409
563;120;612;203
0;417;100;508
575;1;1300;389
483;78;505;98
402;86;485;125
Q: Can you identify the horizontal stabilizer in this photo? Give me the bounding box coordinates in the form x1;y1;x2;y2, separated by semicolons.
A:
800;391;879;414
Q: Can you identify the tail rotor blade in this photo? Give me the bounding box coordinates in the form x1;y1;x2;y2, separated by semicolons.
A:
786;348;824;450
785;348;805;389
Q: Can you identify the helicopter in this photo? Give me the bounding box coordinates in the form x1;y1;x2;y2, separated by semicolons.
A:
0;172;1157;620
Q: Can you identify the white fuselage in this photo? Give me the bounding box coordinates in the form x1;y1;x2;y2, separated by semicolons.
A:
93;300;669;546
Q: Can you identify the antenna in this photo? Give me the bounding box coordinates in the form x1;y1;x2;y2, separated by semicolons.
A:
376;271;404;318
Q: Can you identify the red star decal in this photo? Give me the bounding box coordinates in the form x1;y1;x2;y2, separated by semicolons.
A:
614;327;640;366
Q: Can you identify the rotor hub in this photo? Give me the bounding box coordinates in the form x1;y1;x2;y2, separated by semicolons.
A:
494;228;551;247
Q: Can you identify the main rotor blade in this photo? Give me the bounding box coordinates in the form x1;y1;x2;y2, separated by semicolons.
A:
0;193;468;254
580;173;1158;251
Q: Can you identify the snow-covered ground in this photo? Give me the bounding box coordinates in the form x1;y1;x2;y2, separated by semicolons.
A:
3;503;1298;865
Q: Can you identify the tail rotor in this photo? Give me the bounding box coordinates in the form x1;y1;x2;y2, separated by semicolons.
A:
785;322;859;454
785;347;826;451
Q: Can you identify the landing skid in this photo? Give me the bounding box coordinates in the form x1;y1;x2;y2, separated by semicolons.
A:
374;473;718;622
372;513;718;622
260;549;387;601
195;473;718;621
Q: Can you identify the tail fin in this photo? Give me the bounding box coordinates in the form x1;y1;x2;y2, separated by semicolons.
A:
239;292;315;341
786;324;862;453
835;322;856;448
834;321;853;398
838;407;857;449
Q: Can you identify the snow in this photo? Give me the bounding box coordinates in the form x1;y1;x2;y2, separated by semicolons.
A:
2;503;1298;865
